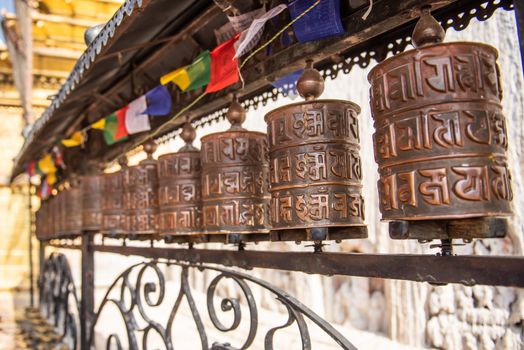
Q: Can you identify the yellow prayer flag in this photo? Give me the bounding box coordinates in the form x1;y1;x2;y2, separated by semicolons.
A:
61;131;85;147
47;172;57;185
91;118;106;130
160;66;190;91
37;154;56;174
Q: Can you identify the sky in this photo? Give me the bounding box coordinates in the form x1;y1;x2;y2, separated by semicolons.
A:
0;0;14;44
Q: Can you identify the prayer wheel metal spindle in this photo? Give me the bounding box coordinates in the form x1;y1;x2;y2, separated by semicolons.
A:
82;171;104;232
265;61;367;241
64;177;83;237
128;142;159;238
158;123;202;240
102;157;128;237
367;9;512;242
201;98;270;240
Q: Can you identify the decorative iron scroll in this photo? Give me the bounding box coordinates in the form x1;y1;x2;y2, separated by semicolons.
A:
39;252;80;350
166;0;514;141
88;261;357;350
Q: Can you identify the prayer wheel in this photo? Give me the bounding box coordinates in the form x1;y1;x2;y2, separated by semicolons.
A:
128;142;159;237
82;172;104;231
49;195;57;239
64;178;83;236
265;61;367;241
102;157;128;236
368;10;512;241
201;98;270;237
158;123;202;237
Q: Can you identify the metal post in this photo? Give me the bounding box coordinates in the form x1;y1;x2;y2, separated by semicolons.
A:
28;183;34;307
515;0;524;76
80;232;95;350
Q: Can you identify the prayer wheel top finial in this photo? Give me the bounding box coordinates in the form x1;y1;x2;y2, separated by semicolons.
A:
412;7;445;48
179;121;198;151
143;140;157;159
297;59;324;101
117;155;128;168
180;122;196;145
226;95;246;129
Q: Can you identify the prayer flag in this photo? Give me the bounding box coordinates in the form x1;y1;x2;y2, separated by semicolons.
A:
62;131;85;147
206;35;239;93
234;4;287;58
47;172;57;186
143;85;172;116
271;69;304;97
103;107;128;145
37;154;56;175
160;67;190;90
91;118;106;130
288;0;344;43
125;95;151;134
52;146;65;169
39;179;51;199
187;51;211;91
26;161;37;177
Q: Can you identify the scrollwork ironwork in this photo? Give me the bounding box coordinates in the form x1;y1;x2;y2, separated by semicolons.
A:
89;261;357;350
38;252;80;349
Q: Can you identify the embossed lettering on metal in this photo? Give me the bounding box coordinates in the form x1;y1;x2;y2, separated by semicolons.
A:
200;124;270;235
265;100;366;232
368;41;512;222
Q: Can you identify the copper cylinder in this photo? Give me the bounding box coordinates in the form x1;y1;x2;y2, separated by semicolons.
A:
64;179;83;236
102;169;127;235
82;174;103;231
201;100;270;235
265;63;366;237
368;12;512;225
128;142;159;237
158;123;202;236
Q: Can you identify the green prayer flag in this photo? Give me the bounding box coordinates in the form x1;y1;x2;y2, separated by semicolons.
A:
187;51;211;91
103;110;128;145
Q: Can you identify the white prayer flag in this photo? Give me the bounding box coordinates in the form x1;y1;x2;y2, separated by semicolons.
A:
125;95;151;134
234;4;288;59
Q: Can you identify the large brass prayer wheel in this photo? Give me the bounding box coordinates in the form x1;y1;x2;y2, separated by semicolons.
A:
201;99;270;235
128;142;159;237
265;62;367;239
158;123;202;236
82;173;103;231
102;158;128;235
368;11;512;238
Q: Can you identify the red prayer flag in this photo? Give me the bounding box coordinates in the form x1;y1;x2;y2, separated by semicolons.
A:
115;106;129;140
206;34;240;93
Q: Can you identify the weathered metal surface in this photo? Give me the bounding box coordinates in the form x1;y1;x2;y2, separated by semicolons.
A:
64;179;83;236
81;244;524;288
201;100;270;235
158;123;202;236
128;143;159;237
368;13;512;234
265;63;366;239
102;170;127;235
81;174;103;231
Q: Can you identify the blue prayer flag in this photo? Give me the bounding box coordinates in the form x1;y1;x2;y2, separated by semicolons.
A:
271;69;304;97
143;85;172;116
288;0;345;43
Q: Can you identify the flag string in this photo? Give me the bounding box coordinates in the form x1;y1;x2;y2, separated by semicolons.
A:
32;0;323;174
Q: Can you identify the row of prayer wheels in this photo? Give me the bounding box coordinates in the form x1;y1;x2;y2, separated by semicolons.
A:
35;11;512;245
